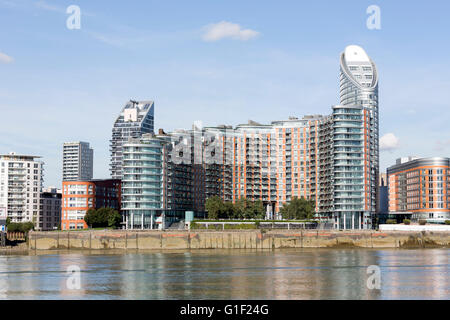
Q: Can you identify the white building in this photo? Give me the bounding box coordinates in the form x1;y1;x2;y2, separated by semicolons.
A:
62;141;94;181
0;152;44;229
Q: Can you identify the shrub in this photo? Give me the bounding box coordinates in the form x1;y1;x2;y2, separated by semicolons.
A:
190;222;205;229
386;219;397;224
403;219;411;225
7;222;34;233
445;220;450;225
224;223;257;230
418;220;427;225
84;208;121;229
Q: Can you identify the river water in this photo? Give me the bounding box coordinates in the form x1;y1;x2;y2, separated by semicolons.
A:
0;248;448;299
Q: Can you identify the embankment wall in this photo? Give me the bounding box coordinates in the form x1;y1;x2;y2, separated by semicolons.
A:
27;230;450;250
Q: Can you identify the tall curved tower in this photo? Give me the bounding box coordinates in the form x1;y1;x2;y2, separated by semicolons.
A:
332;45;379;229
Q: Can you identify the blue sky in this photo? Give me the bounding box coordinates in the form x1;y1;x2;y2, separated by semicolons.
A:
1;0;450;187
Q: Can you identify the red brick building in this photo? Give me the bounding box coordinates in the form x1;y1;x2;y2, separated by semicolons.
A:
61;179;121;230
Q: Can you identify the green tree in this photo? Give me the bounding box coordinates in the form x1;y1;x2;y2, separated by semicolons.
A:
221;201;235;219
84;208;122;229
205;196;224;220
7;222;34;233
280;197;315;220
252;200;265;219
84;208;99;228
108;210;122;228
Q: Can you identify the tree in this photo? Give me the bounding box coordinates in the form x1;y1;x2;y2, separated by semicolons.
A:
252;200;265;219
280;197;315;220
205;196;223;220
7;221;34;233
84;208;99;228
108;210;122;228
84;208;121;229
222;201;235;219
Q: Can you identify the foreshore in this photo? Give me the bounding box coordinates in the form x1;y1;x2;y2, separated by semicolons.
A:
20;229;450;251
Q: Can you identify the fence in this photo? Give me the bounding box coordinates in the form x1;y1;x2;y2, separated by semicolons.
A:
0;232;5;247
189;221;333;230
7;232;26;241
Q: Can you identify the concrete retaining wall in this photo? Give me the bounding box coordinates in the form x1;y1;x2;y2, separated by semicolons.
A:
28;230;450;250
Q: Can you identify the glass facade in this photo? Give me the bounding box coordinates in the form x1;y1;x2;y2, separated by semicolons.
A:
334;45;379;229
111;100;155;180
121;135;168;229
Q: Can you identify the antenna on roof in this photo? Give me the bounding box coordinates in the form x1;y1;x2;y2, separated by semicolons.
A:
130;100;138;106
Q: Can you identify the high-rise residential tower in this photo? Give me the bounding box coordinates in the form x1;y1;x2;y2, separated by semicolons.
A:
333;45;379;229
62;141;94;181
110;100;154;179
0;152;44;229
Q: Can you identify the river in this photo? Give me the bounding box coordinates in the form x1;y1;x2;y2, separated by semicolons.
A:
0;248;448;299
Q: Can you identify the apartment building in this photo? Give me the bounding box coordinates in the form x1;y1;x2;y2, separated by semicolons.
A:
62;141;94;181
111;100;155;179
115;45;379;230
40;187;61;231
387;157;450;223
61;179;121;230
121;131;198;229
0;152;44;229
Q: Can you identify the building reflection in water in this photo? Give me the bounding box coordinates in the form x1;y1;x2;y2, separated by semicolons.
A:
0;248;448;299
377;249;449;299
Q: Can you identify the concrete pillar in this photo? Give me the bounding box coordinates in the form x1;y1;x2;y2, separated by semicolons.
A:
343;213;346;230
131;213;134;230
141;213;144;230
150;213;153;230
352;213;355;230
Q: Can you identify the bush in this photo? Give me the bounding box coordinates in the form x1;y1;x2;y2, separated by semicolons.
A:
445;220;450;225
7;222;34;233
84;208;121;229
418;220;427;225
403;219;411;225
190;222;205;229
386;219;397;224
224;223;257;230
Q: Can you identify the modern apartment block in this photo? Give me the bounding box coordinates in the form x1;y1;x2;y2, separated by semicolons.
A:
61;179;121;230
197;45;378;229
118;45;379;230
387;157;450;223
62;141;94;181
121;132;197;229
0;152;44;229
110;100;155;179
334;45;379;229
40;187;61;231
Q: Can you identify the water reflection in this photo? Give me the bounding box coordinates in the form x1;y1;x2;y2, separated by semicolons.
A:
0;249;448;299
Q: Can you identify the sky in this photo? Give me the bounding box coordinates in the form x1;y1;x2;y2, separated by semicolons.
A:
1;0;450;187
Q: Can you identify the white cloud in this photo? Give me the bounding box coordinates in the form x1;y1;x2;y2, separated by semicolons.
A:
0;51;14;63
202;21;260;42
380;133;400;151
